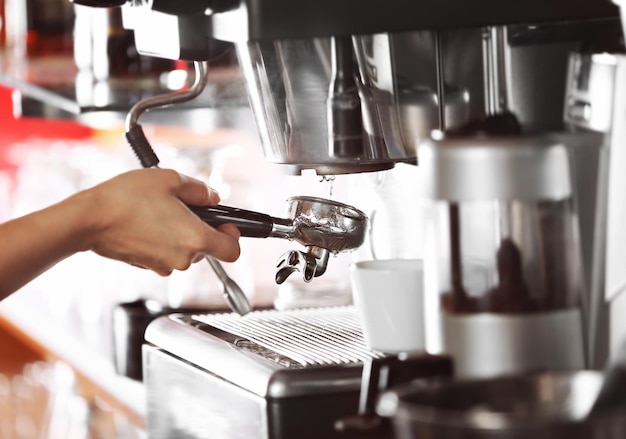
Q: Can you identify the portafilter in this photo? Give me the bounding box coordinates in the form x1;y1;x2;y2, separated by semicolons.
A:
189;196;369;283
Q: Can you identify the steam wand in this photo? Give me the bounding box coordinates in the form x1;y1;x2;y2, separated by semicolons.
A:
124;61;252;316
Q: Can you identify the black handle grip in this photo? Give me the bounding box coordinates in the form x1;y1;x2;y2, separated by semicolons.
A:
149;0;239;14
188;205;274;238
70;0;127;6
125;124;160;168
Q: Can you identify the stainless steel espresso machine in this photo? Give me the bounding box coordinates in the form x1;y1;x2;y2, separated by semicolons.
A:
72;0;626;437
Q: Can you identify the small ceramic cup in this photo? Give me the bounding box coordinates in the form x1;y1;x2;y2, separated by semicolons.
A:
350;259;425;354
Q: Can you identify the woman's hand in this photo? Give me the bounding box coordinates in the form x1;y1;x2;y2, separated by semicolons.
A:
82;168;241;275
0;168;241;298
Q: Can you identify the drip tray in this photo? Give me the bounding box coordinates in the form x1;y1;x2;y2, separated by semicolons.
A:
191;306;383;367
144;306;385;398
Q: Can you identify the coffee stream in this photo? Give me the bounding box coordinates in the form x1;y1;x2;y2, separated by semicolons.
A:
320;175;336;199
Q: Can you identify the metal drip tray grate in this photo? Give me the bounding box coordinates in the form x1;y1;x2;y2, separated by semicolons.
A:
191;306;384;367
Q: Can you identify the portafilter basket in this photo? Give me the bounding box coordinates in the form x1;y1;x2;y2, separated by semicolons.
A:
189;196;368;283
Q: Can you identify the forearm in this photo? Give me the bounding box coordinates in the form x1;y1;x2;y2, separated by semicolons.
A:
0;168;240;301
0;191;95;300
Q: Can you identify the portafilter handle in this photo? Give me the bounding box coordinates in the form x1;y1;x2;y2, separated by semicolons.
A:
69;0;126;6
188;205;291;239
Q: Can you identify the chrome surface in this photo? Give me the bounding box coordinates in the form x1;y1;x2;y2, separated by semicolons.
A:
125;61;209;131
564;53;617;133
191;306;382;366
275;246;330;284
604;57;626;348
378;371;626;438
396;86;470;151
145;306;385;398
269;196;368;283
482;27;510;116
269;221;296;240
282;196;369;253
563;53;626;366
235;37;417;174
205;256;252;316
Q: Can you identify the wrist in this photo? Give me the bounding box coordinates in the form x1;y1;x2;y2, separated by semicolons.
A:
57;187;103;253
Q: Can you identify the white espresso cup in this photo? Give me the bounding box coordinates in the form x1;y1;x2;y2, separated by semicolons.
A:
350;259;425;354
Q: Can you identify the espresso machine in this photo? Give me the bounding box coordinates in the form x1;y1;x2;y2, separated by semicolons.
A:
72;0;626;437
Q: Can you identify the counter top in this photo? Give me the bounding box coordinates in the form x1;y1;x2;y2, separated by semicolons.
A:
0;288;147;427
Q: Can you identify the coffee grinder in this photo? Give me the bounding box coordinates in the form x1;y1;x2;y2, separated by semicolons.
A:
419;134;587;378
